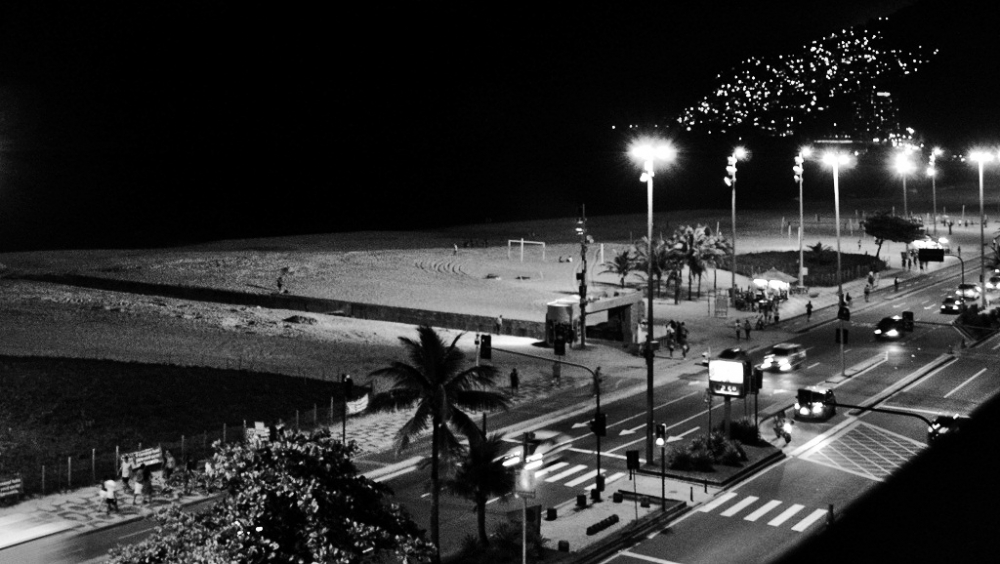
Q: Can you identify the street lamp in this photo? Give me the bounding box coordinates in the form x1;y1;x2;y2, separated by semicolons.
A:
928;147;943;235
894;150;916;218
823;151;852;377
631;139;677;464
654;424;666;512
969;150;993;310
724;147;747;304
793;147;812;287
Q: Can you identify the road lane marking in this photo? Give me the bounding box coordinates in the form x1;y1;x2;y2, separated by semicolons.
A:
992;340;1000;350
744;500;783;522
605;392;701;429
899;360;955;392
620;552;683;564
944;368;988;398
792;508;828;531
533;462;567;477
582;472;627;492
608;408;718;455
564;470;599;488
568;448;630;461
807;362;820;369
767;504;805;526
544;464;586;483
879;404;954;417
720;496;759;517
365;455;424;480
923;304;936;310
892;303;904;308
698;492;737;512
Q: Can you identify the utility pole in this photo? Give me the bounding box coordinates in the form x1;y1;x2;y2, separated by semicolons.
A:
576;205;591;348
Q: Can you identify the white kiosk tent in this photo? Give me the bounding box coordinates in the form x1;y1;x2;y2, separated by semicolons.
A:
753;267;798;294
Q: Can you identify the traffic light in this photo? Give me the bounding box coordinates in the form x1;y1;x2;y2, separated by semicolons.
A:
654;423;666;447
752;367;764;393
724;155;738;187
590;413;607;437
342;374;353;399
480;335;492;359
554;337;566;356
793;155;804;183
837;305;851;321
625;450;640;471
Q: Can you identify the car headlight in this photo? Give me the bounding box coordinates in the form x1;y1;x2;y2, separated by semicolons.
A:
812;404;824;414
886;329;899;337
794;402;801;410
799;406;810;416
874;329;882;335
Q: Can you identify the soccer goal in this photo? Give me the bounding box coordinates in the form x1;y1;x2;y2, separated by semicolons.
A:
507;238;546;262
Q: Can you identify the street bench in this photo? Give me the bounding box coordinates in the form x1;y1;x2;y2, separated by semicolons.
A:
0;476;24;503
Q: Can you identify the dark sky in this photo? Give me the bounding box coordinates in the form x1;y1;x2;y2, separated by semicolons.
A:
1;0;997;251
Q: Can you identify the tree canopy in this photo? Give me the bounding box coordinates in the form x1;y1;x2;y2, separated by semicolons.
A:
860;211;925;259
108;432;433;564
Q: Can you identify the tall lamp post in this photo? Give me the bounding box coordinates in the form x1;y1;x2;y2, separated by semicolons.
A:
823;152;851;377
631;140;676;464
894;150;915;218
793;147;811;287
928;147;943;235
970;150;993;310
724;147;747;304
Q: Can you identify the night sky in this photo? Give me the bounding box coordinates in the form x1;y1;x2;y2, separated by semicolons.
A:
1;1;998;252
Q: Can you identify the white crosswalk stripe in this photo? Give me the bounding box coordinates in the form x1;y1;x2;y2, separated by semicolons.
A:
544;464;587;483
698;492;737;512
744;500;783;522
696;494;827;532
533;462;567;478
581;472;626;492
564;470;599;488
720;496;758;517
791;509;828;531
768;504;805;526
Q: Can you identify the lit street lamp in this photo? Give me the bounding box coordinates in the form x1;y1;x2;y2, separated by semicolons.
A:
969;150;993;310
823;151;851;377
928;147;943;235
793;147;811;287
724;147;747;304
631;140;676;463
894;150;915;218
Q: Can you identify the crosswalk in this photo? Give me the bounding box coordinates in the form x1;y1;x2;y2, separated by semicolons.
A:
698;493;827;532
376;459;627;493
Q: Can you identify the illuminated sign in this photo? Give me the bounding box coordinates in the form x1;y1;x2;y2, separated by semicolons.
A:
708;359;750;398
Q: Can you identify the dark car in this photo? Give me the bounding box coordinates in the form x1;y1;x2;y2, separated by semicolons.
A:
940;296;969;314
794;386;836;421
758;343;807;372
927;414;969;443
874;315;906;340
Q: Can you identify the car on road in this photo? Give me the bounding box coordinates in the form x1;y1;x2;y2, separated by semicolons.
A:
985;275;1000;291
927;414;969;443
794;386;836;421
758;343;807;372
955;283;982;300
499;430;572;467
873;315;907;340
940;296;971;314
698;346;750;367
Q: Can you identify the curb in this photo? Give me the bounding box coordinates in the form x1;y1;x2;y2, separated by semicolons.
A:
73;492;224;539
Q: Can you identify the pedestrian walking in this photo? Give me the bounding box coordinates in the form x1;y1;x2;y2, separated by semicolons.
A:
864;284;871;302
894;277;900;292
806;300;813;321
101;479;120;514
845;292;852;307
120;455;133;488
132;463;146;504
858;239;862;251
495;314;503;334
743;319;752;340
734;320;742;340
509;368;519;393
453;243;458;255
666;337;675;358
773;309;780;324
867;271;875;287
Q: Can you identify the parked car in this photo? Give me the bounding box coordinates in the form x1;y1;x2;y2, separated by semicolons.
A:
794;386;836;421
940;296;970;314
927;414;969;443
874;315;907;340
499;430;572;467
698;346;750;367
758;343;807;372
956;283;982;300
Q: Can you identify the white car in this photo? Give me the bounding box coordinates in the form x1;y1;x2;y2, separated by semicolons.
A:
499;430;572;468
986;275;1000;291
956;283;982;300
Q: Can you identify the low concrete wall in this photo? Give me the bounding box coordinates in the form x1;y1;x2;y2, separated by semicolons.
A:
20;273;549;340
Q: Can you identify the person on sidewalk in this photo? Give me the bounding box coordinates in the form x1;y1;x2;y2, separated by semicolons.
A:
734;320;742;340
163;449;176;480
864;284;871;302
773;309;780;324
743;319;752;340
845;292;852;307
509;368;519;393
894;277;900;292
120;455;133;489
495;314;503;334
678;322;689;358
133;463;146;505
806;300;813;321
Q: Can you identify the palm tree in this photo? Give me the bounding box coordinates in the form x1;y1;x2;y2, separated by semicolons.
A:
601;248;634;288
445;433;516;548
674;225;729;300
633;236;674;297
368;325;511;563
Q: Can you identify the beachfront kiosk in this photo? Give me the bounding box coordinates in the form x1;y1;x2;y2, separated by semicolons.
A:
545;289;643;348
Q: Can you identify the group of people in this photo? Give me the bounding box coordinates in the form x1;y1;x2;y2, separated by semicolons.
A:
734;318;755;340
901;249;931;271
101;448;192;514
664;320;690;358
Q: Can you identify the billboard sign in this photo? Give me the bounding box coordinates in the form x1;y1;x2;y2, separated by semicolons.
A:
709;359;750;398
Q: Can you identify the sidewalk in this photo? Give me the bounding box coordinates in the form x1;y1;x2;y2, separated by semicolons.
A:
0;250;964;558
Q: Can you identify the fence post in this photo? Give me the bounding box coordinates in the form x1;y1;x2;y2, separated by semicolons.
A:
223;423;227;445
296;410;300;431
92;449;96;484
314;404;318;426
42;465;45;495
68;457;72;490
181;435;185;463
330;397;334;425
115;446;119;477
